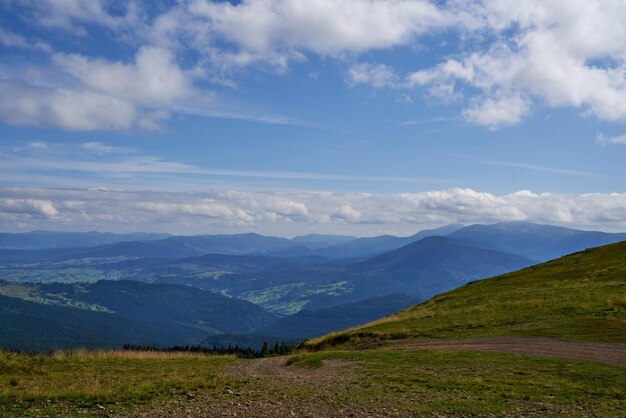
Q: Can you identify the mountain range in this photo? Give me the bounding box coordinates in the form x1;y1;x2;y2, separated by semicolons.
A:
1;221;625;350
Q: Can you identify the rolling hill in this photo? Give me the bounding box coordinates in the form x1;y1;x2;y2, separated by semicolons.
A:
305;240;626;349
0;280;278;350
0;294;175;351
254;293;418;340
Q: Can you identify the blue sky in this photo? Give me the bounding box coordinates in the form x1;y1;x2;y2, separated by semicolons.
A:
1;0;626;236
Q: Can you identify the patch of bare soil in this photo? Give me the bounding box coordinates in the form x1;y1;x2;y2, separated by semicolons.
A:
387;336;626;367
131;357;400;418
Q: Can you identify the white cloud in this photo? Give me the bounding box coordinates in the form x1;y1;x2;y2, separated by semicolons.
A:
347;63;399;88
597;132;626;145
80;142;134;154
0;198;58;218
2;187;626;235
0;80;138;131
479;160;601;178
332;205;362;222
186;0;448;56
11;0;143;33
53;47;194;105
406;1;626;127
0;47;196;131
0;28;52;52
0;144;449;186
462;93;530;129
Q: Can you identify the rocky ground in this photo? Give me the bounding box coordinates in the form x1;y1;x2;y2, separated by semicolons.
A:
133;357;399;418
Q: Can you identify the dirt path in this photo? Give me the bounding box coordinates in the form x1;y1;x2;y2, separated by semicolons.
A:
131;337;626;417
134;357;399;418
386;336;626;367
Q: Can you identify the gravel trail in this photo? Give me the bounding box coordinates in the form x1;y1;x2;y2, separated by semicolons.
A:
386;336;626;367
131;337;626;417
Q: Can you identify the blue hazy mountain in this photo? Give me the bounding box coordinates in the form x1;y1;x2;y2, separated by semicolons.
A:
448;221;626;261
311;223;464;258
344;236;534;300
0;230;171;250
0;233;308;262
291;233;357;249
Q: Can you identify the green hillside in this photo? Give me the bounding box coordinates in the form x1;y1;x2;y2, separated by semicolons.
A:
0;295;177;351
305;241;626;349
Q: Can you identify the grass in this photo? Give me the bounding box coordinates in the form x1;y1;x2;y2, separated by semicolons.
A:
0;349;245;417
286;349;626;416
1;346;624;416
305;241;626;349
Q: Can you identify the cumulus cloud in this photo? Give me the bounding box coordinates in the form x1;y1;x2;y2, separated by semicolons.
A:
2;0;626;131
332;205;362;222
406;1;626;127
462;93;530;129
2;187;626;235
0;198;58;218
186;0;448;56
0;80;138;131
53;47;193;105
0;47;196;131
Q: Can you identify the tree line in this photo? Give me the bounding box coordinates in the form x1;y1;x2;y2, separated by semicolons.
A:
122;341;294;358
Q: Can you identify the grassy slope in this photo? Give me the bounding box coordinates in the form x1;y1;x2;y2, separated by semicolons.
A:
305;241;626;348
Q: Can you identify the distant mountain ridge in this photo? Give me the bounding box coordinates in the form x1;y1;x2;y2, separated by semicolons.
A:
0;224;465;259
3;223;624;263
4;222;623;316
0;230;170;250
309;223;465;258
448;221;626;261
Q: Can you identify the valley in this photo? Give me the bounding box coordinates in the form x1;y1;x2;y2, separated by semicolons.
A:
1;235;625;416
1;222;625;350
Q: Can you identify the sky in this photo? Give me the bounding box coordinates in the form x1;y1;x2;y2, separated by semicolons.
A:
1;0;626;236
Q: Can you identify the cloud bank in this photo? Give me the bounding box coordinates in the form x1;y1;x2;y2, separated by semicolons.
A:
2;187;626;236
